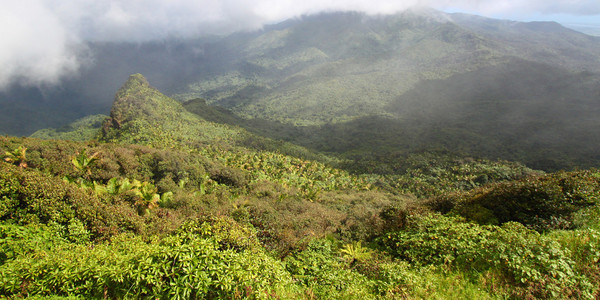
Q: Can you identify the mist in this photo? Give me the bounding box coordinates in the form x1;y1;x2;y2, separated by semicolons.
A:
0;0;84;89
1;0;599;90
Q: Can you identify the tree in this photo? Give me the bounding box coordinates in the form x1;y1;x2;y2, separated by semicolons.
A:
71;149;100;179
133;181;160;216
340;241;373;266
4;146;28;168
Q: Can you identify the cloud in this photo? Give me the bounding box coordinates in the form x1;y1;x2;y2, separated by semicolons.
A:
48;0;269;41
432;0;600;16
1;0;599;90
0;0;85;90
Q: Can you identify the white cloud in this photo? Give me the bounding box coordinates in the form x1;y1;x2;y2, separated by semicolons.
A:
1;0;599;90
432;0;600;16
0;0;84;89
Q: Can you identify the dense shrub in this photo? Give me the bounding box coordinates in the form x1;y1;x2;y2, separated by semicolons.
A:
0;223;67;265
431;170;600;230
246;194;345;255
0;163;144;240
0;218;299;299
342;151;538;197
284;239;374;299
379;214;597;298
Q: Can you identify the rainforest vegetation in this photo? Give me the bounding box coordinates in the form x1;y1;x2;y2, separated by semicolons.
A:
2;9;600;300
1;74;600;299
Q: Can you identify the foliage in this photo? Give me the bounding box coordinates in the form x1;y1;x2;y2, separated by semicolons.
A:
551;228;600;292
30;115;108;142
339;241;373;265
0;223;67;265
71;149;100;179
370;152;538;197
432;170;600;230
131;181;160;215
379;214;598;298
0;220;299;299
3;145;28;168
198;145;373;200
284;239;374;298
0;135;407;254
0;162;144;240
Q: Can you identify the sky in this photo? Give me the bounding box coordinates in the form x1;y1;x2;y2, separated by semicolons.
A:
1;0;599;90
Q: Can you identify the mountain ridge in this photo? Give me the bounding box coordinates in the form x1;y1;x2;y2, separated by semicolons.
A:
3;9;600;299
172;10;600;126
2;9;599;135
4;10;600;171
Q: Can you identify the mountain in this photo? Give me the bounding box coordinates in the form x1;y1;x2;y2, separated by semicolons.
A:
180;57;600;170
99;74;333;165
2;73;600;298
173;9;600;125
2;10;600;295
100;73;241;148
3;9;600;171
2;9;599;135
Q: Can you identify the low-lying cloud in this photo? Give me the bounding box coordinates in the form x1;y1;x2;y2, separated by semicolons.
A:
1;0;599;90
0;0;84;90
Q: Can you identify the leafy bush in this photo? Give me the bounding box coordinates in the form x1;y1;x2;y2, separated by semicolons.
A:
551;228;600;295
0;162;144;240
284;239;374;299
0;223;66;265
379;214;596;298
434;170;600;230
0;217;299;299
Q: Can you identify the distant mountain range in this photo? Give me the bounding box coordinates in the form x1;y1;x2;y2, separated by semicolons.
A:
565;23;600;36
3;8;600;170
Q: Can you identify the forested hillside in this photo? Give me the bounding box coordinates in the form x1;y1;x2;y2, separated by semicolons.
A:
2;11;600;173
2;7;600;299
2;75;600;298
2;9;599;172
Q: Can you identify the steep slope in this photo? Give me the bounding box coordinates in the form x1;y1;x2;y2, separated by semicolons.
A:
101;74;242;148
100;74;336;163
204;58;598;171
175;11;506;124
3;9;600;136
174;9;600;126
100;74;375;196
383;58;600;170
451;13;600;70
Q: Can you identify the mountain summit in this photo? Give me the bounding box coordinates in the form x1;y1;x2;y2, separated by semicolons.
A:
101;74;241;148
2;9;599;136
105;74;183;130
173;10;600;126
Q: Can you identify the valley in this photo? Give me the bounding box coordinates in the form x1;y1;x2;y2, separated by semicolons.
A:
1;8;600;299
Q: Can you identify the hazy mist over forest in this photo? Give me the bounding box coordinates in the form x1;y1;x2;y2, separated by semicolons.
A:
1;0;599;90
3;2;600;298
1;1;600;169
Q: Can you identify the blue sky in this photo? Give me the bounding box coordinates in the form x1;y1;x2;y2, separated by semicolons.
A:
1;0;599;89
442;5;600;34
444;8;600;35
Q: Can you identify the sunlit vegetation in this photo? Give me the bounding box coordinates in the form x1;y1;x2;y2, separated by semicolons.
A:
30;114;109;142
2;73;600;298
3;145;28;168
